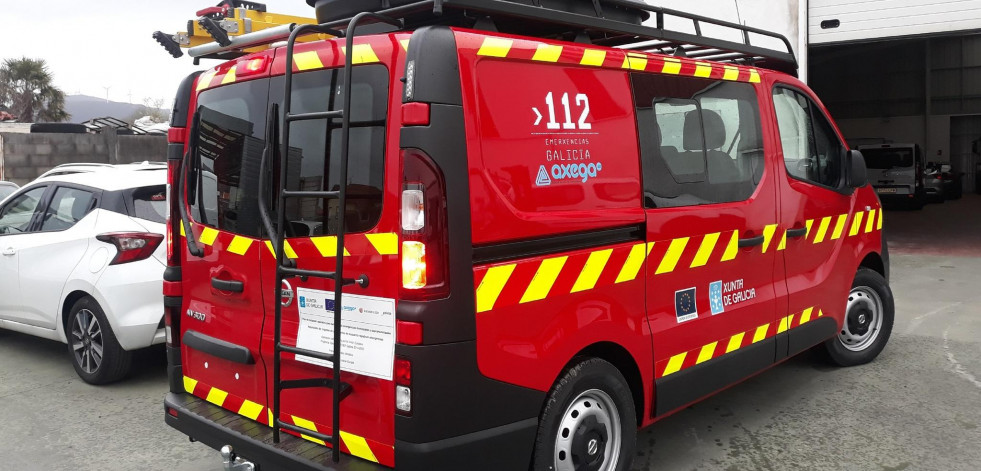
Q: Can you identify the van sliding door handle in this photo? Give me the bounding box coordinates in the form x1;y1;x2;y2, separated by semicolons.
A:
786;227;807;238
211;277;244;293
738;235;765;248
2;247;14;256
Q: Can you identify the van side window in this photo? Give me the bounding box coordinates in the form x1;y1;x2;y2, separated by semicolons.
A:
632;73;764;208
772;87;843;188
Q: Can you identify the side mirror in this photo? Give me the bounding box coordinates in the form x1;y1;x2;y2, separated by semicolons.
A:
846;149;868;188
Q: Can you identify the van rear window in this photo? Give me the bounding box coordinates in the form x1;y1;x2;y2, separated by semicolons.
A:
189;65;388;239
861;148;913;169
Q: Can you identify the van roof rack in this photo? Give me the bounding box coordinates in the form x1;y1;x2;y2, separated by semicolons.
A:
180;0;798;75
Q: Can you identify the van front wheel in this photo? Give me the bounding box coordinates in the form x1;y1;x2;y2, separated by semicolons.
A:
533;358;636;471
823;268;894;366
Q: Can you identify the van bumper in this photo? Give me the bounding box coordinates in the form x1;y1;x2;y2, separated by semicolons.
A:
165;393;389;471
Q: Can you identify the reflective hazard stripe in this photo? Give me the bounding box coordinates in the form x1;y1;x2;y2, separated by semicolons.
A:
472;34;762;84
180;223;397;258
656;306;821;379
182;376;393;466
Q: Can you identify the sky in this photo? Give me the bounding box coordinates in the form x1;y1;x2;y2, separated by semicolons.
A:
0;0;802;107
0;0;313;105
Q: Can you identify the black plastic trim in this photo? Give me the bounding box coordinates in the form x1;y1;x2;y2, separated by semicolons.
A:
164;295;182;308
211;277;245;293
170;71;203;128
881;234;891;283
396;418;539;470
167;142;184;162
165;393;383;471
398;108;474;344
737;234;765;248
787;316;838;358
403;27;462;106
473;225;645;265
167;345;184;394
394;341;543;469
786;227;807;238
183;330;255;365
164;266;182;282
655;336;775;416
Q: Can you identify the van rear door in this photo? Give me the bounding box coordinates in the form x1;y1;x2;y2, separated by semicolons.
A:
180;75;272;426
256;42;401;467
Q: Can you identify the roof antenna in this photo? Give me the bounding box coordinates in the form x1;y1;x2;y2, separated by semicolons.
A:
733;0;745;25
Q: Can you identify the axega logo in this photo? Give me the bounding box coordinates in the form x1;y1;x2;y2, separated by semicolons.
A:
536;162;604;186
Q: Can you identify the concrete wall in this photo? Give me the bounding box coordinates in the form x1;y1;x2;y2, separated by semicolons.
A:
0;132;166;185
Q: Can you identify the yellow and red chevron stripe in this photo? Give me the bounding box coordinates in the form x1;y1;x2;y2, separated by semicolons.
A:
474;36;762;84
656;306;825;379
183;376;394;466
474;241;650;313
195;41;384;92
474;209;882;313
180;223;398;259
774;208;883;251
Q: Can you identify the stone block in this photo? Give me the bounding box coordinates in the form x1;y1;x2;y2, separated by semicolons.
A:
35;143;53;155
3;153;29;167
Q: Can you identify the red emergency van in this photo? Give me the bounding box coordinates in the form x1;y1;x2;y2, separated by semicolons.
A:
163;1;893;470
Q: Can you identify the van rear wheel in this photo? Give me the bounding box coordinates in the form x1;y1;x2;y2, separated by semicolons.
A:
533;358;636;471
67;296;132;385
823;268;894;366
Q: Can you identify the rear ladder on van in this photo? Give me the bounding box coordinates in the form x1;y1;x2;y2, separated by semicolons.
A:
256;12;403;463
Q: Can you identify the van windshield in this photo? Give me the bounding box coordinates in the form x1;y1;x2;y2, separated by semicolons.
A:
189;65;389;239
861;148;913;169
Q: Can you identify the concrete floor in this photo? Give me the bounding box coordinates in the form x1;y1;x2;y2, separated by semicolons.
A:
0;196;978;471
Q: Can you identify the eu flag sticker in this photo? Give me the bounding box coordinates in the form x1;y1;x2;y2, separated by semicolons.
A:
299;296;306;308
675;287;698;323
709;281;724;315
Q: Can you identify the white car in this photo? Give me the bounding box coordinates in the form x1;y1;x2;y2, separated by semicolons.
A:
0;163;167;384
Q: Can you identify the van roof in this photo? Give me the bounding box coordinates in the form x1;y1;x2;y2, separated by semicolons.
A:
191;1;797;76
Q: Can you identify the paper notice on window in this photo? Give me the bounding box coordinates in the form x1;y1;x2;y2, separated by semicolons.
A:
294;287;396;381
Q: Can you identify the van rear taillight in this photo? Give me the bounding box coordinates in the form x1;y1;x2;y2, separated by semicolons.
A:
166;159;181;265
96;233;164;265
395;357;412;415
399;149;448;300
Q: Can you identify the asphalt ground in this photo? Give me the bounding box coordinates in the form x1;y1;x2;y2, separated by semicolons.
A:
0;195;979;471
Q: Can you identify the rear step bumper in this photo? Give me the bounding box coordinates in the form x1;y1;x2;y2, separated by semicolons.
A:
165;393;389;471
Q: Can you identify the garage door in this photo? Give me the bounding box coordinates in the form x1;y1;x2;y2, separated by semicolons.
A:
810;0;981;45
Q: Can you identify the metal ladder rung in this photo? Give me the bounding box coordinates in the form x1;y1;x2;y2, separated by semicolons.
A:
275;420;334;444
280;378;353;399
282;190;340;199
278;343;335;363
285;110;344;122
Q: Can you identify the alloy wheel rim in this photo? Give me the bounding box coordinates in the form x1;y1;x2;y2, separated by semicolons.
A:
71;309;103;374
838;286;883;352
554;389;621;471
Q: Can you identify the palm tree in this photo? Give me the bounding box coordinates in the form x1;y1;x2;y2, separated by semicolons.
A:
0;57;70;123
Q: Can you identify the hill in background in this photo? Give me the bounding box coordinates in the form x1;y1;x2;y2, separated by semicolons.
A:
64;95;169;123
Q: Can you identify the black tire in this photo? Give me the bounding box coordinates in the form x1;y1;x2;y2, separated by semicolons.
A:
66;296;132;384
823;268;894;367
533;358;636;471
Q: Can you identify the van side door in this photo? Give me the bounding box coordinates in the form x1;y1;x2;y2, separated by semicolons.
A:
770;84;874;357
631;72;781;416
